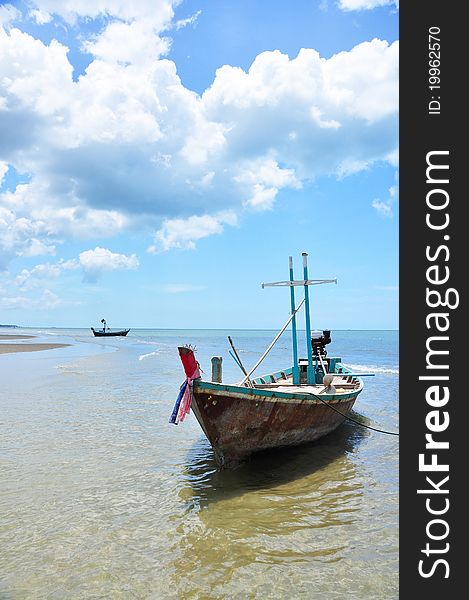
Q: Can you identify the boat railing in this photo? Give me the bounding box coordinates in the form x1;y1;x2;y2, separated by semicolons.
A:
252;366;293;385
250;358;373;388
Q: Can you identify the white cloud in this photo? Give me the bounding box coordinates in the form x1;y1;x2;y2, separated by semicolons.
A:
14;247;138;288
0;161;8;184
245;186;278;211
235;158;300;210
174;10;202;31
0;28;74;116
371;199;392;217
0;180;131;267
78;246;139;281
17;238;56;257
386;147;399;167
202;41;398;181
29;9;52;24
372;170;399;217
338;0;398;11
0;6;398;262
237;158;299;189
0;4;21;27
29;1;176;69
0;289;61;310
82;20;171;65
39;208;129;239
15;259;78;288
149;212;238;252
25;0;176;27
0;201;58;269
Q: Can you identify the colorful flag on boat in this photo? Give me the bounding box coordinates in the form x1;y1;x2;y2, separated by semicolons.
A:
169;346;201;425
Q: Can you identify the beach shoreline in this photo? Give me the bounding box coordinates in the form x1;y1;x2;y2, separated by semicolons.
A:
0;335;70;354
0;334;36;340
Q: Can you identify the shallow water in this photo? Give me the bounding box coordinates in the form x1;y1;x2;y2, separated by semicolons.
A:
0;329;398;599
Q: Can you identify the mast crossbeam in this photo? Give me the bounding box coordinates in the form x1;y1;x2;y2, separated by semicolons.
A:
262;279;336;288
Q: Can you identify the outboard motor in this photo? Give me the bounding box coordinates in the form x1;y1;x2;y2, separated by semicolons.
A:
311;329;332;357
312;329;332;384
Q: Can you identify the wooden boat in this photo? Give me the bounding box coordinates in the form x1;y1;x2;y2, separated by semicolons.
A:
91;327;130;337
179;347;363;467
91;319;130;337
172;253;371;468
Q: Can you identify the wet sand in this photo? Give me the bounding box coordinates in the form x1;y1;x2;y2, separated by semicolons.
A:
0;335;70;354
0;335;36;340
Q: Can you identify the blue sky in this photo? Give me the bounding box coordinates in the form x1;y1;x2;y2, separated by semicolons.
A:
0;0;398;329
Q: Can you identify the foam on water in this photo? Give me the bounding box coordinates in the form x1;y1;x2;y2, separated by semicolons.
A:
138;350;161;361
347;363;399;375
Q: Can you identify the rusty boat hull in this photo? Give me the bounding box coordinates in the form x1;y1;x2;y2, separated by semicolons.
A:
190;376;362;467
173;254;368;468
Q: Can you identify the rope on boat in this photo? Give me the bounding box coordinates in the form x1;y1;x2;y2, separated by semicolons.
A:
311;392;399;436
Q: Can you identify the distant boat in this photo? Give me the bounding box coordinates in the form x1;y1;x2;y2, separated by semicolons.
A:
171;253;373;468
91;319;130;337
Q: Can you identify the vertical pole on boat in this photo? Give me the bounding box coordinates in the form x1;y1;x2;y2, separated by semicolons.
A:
302;252;315;384
289;256;300;385
211;356;223;383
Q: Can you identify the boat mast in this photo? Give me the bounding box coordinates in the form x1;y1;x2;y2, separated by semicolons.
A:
262;253;337;385
302;253;315;384
289;256;300;385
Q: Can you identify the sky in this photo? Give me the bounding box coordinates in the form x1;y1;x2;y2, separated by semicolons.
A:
0;0;399;330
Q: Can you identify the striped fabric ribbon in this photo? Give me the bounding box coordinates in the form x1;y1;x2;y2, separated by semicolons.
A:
169;365;200;425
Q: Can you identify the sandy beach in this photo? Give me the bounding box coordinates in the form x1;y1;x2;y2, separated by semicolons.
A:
0;335;70;354
0;335;36;340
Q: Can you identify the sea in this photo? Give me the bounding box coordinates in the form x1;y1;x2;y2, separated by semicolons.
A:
0;328;398;599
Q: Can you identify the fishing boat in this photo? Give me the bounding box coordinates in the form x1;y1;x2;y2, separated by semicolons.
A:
170;253;373;468
91;319;130;337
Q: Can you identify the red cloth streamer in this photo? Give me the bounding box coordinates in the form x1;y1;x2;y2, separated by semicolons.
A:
176;347;200;423
178;347;200;378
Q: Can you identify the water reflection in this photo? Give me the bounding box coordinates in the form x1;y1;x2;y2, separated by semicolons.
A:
170;421;371;598
182;415;370;507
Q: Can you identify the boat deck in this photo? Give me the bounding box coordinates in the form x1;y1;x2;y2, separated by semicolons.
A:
251;375;360;394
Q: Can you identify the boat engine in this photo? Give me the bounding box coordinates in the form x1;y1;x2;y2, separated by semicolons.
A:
311;329;331;357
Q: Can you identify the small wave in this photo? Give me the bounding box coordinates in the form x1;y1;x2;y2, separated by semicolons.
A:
347;363;399;375
56;364;83;375
138;351;161;361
